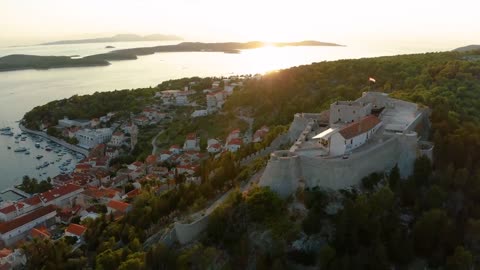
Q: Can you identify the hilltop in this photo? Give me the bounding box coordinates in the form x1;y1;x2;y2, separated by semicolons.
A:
40;33;183;45
452;44;480;52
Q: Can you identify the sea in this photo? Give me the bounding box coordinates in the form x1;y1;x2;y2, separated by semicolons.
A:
0;40;454;194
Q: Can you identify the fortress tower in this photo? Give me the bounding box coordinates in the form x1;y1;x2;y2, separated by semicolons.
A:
259;92;433;198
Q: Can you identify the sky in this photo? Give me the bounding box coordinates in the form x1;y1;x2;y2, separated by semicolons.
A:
1;0;479;48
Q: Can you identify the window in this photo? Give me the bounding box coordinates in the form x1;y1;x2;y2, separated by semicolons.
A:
353;110;356;114
350;139;353;144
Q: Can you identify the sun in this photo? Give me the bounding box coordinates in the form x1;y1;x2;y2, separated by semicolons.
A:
262;42;275;48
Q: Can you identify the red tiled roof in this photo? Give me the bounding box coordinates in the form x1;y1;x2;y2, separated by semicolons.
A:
134;115;148;121
107;200;131;212
132;161;143;167
23;196;42;206
126;189;141;199
145;155;157;165
0;205;57;234
53;174;73;184
83;187;119;199
0;248;12;258
208;143;222;149
170;145;180;149
186;133;196;140
31;226;51;239
65;223;87;237
228;138;243;145
39;184;83;203
0;202;25;215
338;115;381;140
230;129;240;135
75;163;92;170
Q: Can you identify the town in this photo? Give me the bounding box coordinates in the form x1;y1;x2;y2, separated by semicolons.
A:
0;76;279;268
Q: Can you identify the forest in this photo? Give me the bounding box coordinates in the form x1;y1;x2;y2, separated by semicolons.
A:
20;49;480;269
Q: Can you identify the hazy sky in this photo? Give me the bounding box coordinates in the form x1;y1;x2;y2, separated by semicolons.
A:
1;0;479;48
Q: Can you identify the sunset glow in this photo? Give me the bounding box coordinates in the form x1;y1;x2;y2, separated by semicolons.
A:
1;0;479;48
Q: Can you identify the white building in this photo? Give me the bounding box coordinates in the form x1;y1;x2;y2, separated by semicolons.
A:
109;131;125;147
226;138;242;152
0;205;57;246
224;85;235;96
329;100;372;127
156;90;194;106
183;133;200;151
191;110;209;118
226;129;241;145
214;91;226;109
169;145;182;155
58;117;90;128
76;128;113;149
212;81;220;89
207;143;222;153
314;115;382;156
206;93;217;111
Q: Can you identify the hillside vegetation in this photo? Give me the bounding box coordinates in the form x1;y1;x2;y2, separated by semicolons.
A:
21;50;480;269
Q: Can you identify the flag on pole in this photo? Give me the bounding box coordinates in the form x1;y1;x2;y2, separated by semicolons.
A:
369;77;376;83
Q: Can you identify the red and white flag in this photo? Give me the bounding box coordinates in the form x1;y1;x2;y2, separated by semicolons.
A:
369;77;376;83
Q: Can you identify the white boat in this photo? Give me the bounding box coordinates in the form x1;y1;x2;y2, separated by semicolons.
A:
14;147;27;152
1;131;14;136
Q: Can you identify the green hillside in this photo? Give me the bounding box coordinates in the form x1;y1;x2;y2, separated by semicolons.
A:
21;50;480;269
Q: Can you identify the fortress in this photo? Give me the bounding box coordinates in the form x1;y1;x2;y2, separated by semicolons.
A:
259;92;434;197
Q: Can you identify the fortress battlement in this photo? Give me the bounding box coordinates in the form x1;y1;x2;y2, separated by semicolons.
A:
260;91;432;197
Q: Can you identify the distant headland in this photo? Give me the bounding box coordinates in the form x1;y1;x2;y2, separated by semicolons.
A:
39;34;183;46
0;40;344;72
453;44;480;52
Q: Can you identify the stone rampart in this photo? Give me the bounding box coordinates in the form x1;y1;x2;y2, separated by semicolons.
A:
258;150;303;197
174;214;210;245
260;133;419;196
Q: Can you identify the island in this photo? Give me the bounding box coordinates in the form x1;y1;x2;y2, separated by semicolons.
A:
12;50;480;269
105;46;115;49
39;33;183;45
0;40;343;72
0;54;110;72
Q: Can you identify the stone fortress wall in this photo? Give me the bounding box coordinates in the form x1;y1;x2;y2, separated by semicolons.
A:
259;92;433;197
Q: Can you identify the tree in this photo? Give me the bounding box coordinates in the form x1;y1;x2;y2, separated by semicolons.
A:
413;209;453;257
446;246;473;270
319;245;336;270
245;187;284;223
413;156;432;186
388;164;401;190
146;244;177;270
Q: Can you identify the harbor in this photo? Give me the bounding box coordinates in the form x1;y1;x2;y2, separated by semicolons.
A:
0;122;85;197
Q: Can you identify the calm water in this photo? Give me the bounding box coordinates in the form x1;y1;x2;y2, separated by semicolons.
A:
0;41;451;191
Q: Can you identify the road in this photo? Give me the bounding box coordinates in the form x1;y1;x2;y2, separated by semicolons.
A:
151;130;164;155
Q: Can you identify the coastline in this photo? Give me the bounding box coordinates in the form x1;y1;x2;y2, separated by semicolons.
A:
18;124;89;156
